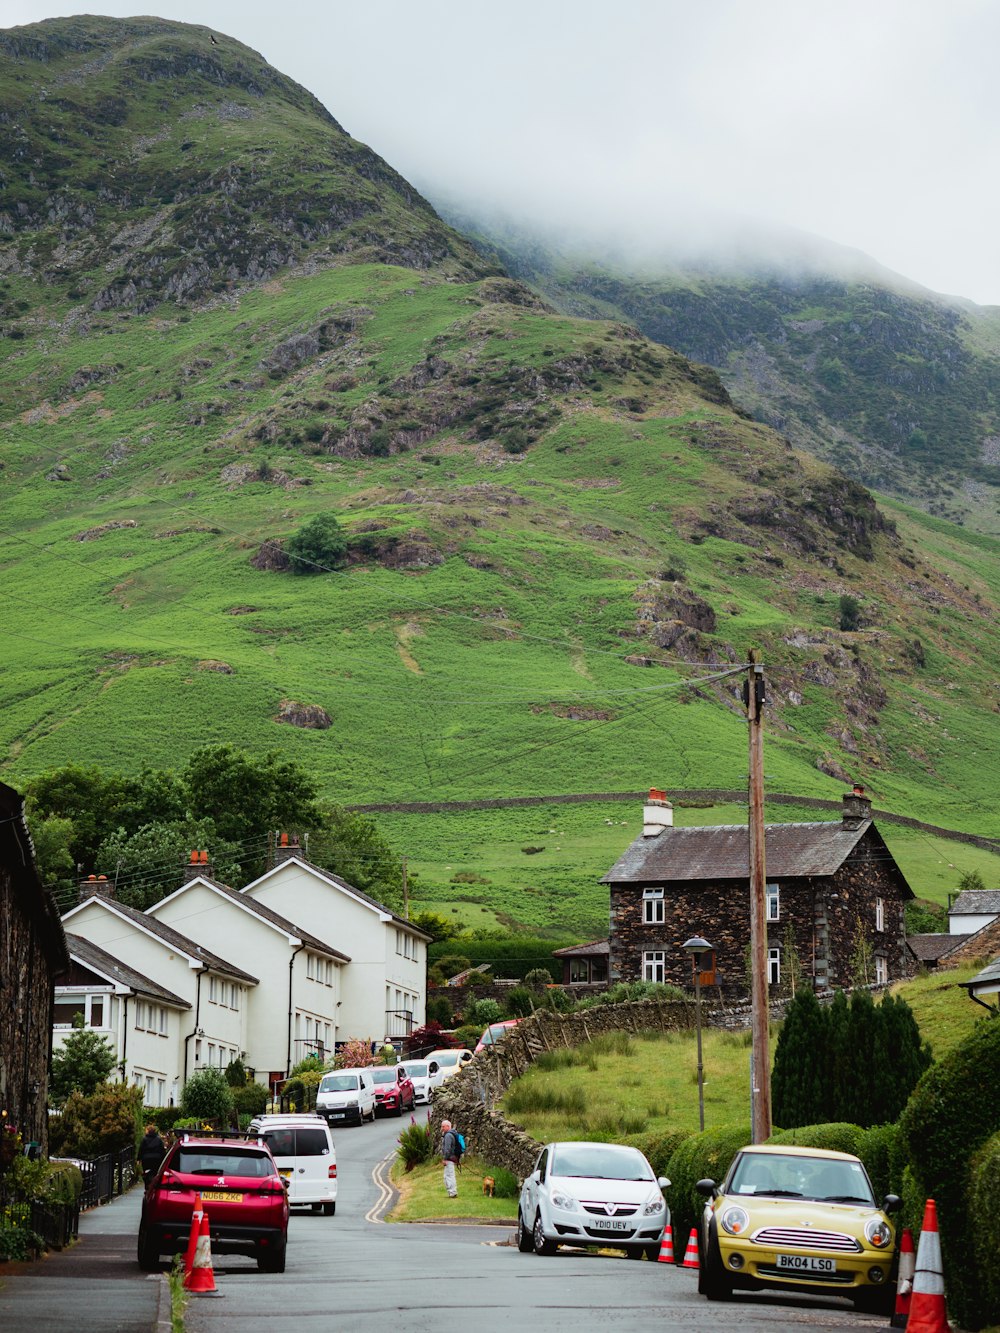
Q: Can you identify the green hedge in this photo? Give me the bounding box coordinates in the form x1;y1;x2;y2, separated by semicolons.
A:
899;1017;1000;1331
664;1122;751;1253
969;1130;1000;1326
769;1121;863;1156
622;1128;691;1179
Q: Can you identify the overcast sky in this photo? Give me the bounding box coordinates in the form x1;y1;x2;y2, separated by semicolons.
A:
6;1;1000;304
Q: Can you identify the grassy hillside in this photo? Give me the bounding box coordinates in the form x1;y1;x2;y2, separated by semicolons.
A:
438;207;1000;534
3;17;1000;924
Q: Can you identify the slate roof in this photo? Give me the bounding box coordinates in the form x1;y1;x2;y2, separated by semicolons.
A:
960;957;1000;995
552;939;610;958
163;875;351;964
602;821;876;883
68;895;258;984
949;890;1000;915
906;933;970;963
64;933;190;1008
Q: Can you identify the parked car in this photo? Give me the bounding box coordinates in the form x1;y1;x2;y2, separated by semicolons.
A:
138;1132;289;1272
397;1059;433;1104
315;1068;376;1125
696;1143;900;1313
474;1019;520;1054
370;1065;416;1116
247;1114;337;1214
426;1047;474;1090
517;1140;669;1260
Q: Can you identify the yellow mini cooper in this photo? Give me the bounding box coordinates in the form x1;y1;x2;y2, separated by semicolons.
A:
696;1144;900;1314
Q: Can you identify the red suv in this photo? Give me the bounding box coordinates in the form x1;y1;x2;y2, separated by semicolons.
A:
138;1134;290;1272
370;1065;416;1116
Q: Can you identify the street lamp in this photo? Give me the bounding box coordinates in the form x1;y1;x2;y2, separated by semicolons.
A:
682;935;713;1132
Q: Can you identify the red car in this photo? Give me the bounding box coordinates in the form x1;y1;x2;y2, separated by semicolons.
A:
370;1065;416;1116
138;1133;289;1272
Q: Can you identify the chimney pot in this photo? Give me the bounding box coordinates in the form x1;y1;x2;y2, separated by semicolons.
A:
643;789;673;837
199;850;208;864
279;832;289;847
190;850;199;863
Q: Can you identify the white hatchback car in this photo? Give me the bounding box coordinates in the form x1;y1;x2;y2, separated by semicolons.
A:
517;1140;670;1260
426;1048;474;1091
397;1059;434;1104
315;1068;376;1126
248;1114;337;1214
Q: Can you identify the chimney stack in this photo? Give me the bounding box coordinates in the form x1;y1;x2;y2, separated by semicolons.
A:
182;849;213;883
643;788;673;837
274;831;302;865
78;873;115;903
842;783;873;830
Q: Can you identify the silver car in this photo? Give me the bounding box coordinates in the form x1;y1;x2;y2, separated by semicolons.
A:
517;1140;670;1260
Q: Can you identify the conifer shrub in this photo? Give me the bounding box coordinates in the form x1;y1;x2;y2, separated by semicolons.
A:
969;1131;1000;1325
233;1082;269;1118
899;1019;1000;1330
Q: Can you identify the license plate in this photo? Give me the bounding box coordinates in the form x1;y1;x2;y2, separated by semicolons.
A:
329;1111;347;1119
591;1218;630;1232
279;1170;292;1179
201;1191;243;1203
776;1254;836;1273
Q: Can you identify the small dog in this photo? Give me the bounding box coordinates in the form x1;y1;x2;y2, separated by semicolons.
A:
482;1176;495;1197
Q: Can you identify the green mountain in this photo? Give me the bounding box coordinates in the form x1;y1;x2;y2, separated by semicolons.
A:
434;208;1000;534
3;17;1000;933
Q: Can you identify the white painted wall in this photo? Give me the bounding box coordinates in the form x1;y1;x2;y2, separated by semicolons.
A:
950;911;999;935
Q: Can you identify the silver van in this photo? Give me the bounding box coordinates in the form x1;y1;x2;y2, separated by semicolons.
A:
249;1114;337;1214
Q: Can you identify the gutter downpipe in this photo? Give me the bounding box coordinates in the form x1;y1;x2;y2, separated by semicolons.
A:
183;969;204;1084
287;943;305;1076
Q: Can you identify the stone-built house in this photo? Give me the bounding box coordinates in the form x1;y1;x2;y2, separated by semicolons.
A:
602;786;914;996
0;782;68;1150
56;934;191;1108
552;939;610;987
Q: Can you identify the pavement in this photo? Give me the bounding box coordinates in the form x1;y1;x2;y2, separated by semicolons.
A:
0;1184;169;1333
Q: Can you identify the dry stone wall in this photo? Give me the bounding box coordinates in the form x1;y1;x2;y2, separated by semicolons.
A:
431;998;692;1183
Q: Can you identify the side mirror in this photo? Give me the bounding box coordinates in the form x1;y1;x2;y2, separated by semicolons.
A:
428;1062;439;1075
461;1052;472;1062
695;1178;717;1198
658;1176;671;1190
882;1193;902;1214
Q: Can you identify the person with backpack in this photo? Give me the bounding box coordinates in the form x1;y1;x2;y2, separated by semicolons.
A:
440;1119;464;1198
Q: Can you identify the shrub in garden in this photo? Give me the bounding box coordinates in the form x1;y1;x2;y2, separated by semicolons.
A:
48;1083;144;1158
396;1120;435;1172
425;995;453;1027
233;1082;269;1118
768;1121;863;1157
224;1057;247;1087
49;1014;118;1105
334;1038;377;1069
664;1123;751;1253
288;1055;325;1077
523;967;555;988
899;1017;1000;1331
453;1024;482;1049
406;1022;455;1056
462;997;502;1028
505;987;535;1017
181;1068;234;1123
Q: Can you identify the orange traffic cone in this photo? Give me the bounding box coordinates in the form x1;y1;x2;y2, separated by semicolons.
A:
906;1200;948;1333
656;1223;674;1264
891;1226;915;1328
182;1193;204;1279
183;1211;221;1295
682;1227;700;1269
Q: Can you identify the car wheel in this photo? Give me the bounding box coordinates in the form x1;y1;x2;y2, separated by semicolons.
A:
258;1243;287;1273
625;1247;643;1259
645;1243;660;1262
699;1227;733;1301
516;1209;533;1253
137;1225;159;1271
532;1211;556;1256
853;1286;894;1316
310;1202;322;1214
323;1202;336;1216
394;1101;403;1117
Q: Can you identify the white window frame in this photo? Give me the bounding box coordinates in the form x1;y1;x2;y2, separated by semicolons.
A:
766;882;780;922
875;956;888;985
54;992;109;1029
642;950;665;983
642;887;665;925
767;947;781;986
875;897;885;932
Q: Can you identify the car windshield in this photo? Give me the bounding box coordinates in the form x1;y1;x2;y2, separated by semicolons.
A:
402;1062;427;1078
729;1152;875;1204
481;1023;513;1045
371;1068;399;1085
320;1074;358;1091
550;1144;653;1181
434;1052;460;1067
175;1149;274;1178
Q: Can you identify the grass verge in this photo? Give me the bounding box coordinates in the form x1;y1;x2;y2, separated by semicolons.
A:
388;1153;519;1223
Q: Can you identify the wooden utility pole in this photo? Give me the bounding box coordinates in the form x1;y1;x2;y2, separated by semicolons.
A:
746;650;772;1143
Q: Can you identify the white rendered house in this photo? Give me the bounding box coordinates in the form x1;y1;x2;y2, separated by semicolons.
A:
148;873;350;1091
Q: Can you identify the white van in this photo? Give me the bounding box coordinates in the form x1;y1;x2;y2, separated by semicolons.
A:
315;1068;376;1126
248;1114;337;1214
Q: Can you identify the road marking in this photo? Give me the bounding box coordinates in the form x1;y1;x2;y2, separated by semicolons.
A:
366;1151;396;1223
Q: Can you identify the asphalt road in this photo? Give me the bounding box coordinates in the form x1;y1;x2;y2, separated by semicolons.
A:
183;1114;889;1333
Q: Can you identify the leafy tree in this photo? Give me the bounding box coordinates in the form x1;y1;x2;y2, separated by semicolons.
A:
181;1068;234;1122
24;805;76;910
411;911;460;943
182;744;322;848
406;1022;454;1056
876;993;931;1124
958;868;986;893
772;988;827;1128
425;995;453;1026
286;512;347;574
26;763;130;868
96;819;244;908
434;955;473;979
49;1014;118;1105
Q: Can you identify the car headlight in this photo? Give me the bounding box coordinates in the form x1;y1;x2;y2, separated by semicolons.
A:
864;1217;892;1249
550;1192;577;1211
720;1205;750;1236
643;1193;665;1216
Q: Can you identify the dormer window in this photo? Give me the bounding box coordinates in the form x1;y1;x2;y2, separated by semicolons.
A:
642;887;665;925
